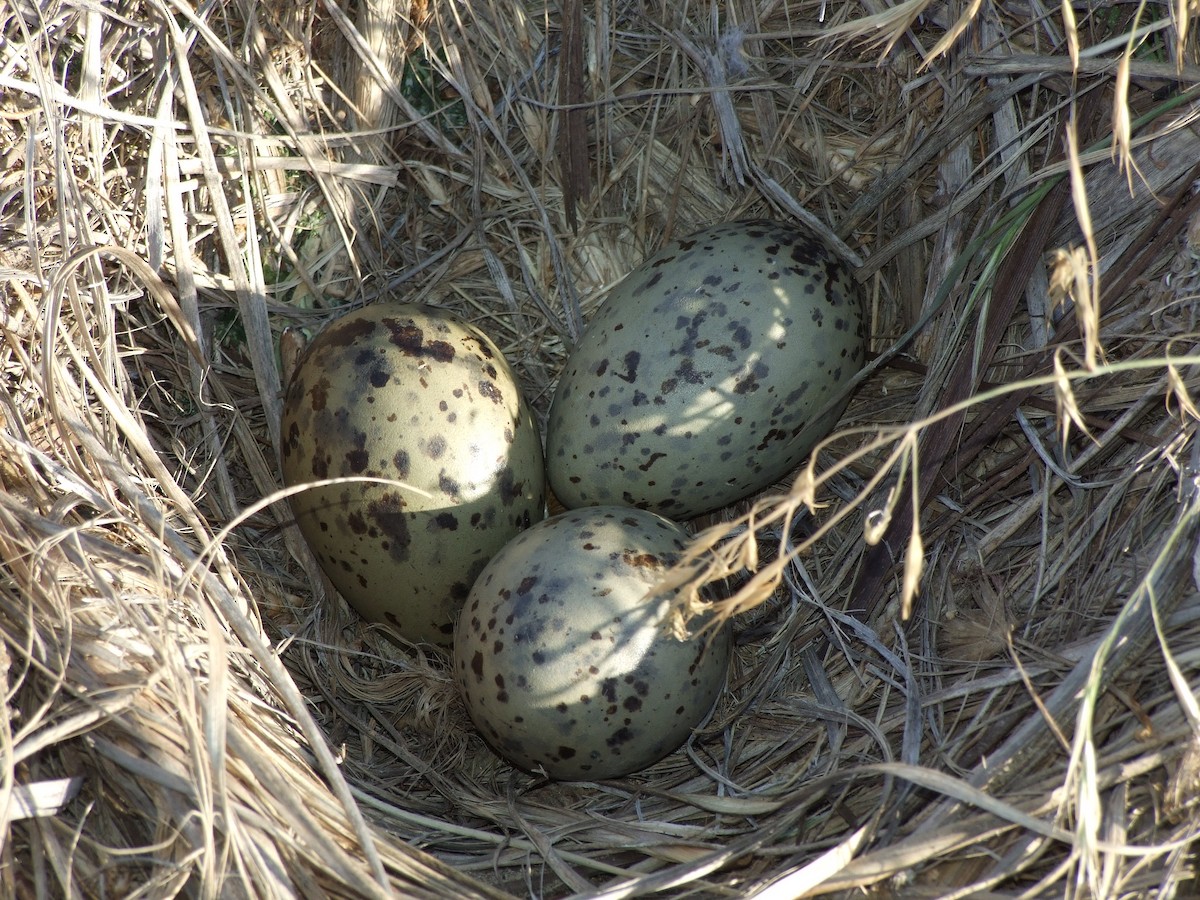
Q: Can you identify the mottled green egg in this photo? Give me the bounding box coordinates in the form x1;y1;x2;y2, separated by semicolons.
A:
546;220;867;519
454;506;730;780
280;303;545;647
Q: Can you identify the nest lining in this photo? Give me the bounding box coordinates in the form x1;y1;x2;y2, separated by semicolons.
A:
2;0;1200;896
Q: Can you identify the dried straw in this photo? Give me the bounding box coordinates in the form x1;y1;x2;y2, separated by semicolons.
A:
3;0;1200;896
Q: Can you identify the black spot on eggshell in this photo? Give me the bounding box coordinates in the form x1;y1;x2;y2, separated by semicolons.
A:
383;319;456;363
323;315;376;348
308;376;331;411
425;435;447;459
430;512;458;531
674;358;706;385
615;351;641;383
311;452;329;479
392;450;410;477
345;433;369;473
368;503;411;563
283;420;301;455
479;381;503;404
710;345;735;360
496;468;523;506
368;365;389;388
438;473;461;498
638;453;666;472
600;678;619;703
606;727;634;748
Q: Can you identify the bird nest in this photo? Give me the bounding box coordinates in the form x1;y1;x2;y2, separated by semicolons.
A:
3;0;1200;896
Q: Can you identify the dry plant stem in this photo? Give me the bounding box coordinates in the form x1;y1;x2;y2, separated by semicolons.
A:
812;741;1186;894
881;355;1160;449
983;14;1055;352
853;127;1200;624
346;0;405;152
172;155;399;185
238;7;370;274
848;172;1072;623
864;116;1045;287
917;76;973;365
42;251;224;569
585;768;895;900
557;0;589;230
157;6;284;455
351;783;640;882
60;423;394;893
966;52;1200;84
976;373;1175;562
436;52;583;341
954;158;1200;470
839;73;1041;250
914;475;1200;840
325;0;460;157
155;82;240;519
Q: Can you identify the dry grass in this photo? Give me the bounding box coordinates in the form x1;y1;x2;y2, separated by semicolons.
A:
3;0;1200;896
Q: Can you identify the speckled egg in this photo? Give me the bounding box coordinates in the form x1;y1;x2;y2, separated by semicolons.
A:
279;303;545;647
546;220;867;519
454;506;731;780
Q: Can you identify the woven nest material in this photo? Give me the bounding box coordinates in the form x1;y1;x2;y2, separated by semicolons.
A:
3;0;1200;896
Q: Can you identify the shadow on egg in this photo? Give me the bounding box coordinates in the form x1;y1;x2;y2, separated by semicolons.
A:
453;506;731;780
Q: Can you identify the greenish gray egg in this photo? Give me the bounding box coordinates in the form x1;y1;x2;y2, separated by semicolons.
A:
454;506;730;780
546;220;867;519
280;303;545;647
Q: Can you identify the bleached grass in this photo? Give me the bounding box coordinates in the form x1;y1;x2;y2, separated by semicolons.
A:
3;0;1200;896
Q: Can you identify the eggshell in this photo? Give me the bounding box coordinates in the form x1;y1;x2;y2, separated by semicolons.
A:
454;506;730;780
279;303;545;646
546;220;867;519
